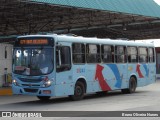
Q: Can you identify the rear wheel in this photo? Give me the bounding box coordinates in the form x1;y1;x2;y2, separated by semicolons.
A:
37;96;50;101
121;77;137;94
70;81;85;101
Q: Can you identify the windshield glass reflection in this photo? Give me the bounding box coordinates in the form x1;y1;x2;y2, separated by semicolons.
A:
13;48;54;76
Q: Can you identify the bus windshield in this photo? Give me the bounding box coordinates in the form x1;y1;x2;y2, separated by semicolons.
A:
13;48;54;76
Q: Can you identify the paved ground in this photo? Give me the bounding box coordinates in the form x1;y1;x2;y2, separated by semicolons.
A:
0;80;160;120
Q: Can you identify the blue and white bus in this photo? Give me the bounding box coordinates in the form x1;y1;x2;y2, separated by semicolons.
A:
12;34;156;101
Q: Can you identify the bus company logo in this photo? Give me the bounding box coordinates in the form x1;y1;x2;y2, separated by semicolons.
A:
2;112;11;117
76;68;85;73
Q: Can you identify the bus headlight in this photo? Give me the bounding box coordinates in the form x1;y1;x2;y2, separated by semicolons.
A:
43;77;52;87
12;79;19;86
43;80;52;87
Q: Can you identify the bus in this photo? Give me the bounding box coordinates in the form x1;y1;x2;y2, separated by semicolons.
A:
12;34;156;101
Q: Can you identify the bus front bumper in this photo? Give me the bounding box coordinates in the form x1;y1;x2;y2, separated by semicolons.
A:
12;85;55;96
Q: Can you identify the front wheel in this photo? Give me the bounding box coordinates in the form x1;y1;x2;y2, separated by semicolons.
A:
69;81;85;101
121;77;137;94
37;96;51;101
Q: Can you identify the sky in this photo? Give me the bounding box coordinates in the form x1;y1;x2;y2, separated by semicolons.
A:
154;0;160;5
140;0;160;47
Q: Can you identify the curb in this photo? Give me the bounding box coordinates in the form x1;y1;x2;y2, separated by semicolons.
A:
0;88;12;95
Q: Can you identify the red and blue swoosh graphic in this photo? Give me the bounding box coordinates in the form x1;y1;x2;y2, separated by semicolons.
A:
136;64;149;78
95;64;111;91
136;64;144;78
95;63;149;91
95;64;122;90
142;64;149;77
107;64;122;88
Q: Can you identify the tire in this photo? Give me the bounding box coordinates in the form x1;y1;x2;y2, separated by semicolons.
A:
70;81;85;101
121;77;137;94
37;96;51;101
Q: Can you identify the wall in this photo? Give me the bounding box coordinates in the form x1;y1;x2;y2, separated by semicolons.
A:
0;43;13;87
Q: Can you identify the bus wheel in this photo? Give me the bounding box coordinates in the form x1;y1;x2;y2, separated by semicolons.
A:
70;81;85;101
121;77;137;94
37;96;50;101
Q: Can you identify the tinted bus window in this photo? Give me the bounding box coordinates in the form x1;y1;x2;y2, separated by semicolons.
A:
86;44;100;63
61;47;71;65
138;47;148;63
127;47;138;63
101;45;114;63
72;43;85;63
115;46;126;63
148;48;155;63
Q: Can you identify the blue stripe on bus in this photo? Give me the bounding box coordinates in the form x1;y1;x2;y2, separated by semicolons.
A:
107;64;122;88
142;64;149;77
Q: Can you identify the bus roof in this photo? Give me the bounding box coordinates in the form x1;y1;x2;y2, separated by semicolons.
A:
57;35;154;47
17;34;154;47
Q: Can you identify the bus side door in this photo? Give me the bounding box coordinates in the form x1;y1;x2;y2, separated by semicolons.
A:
55;43;73;96
148;48;156;84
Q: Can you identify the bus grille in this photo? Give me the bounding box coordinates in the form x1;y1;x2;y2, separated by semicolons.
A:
24;88;38;93
19;78;42;83
22;84;40;87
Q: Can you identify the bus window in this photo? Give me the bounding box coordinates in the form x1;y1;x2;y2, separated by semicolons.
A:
101;45;113;63
127;47;138;63
72;43;85;64
148;48;155;63
56;46;71;72
115;46;126;63
86;44;100;63
138;47;148;63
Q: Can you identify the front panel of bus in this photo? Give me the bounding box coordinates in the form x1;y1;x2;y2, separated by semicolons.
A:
12;36;55;96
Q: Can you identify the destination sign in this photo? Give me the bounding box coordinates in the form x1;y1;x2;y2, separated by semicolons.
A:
20;39;48;45
15;37;54;47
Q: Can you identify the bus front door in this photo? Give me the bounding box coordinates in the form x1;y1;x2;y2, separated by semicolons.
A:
55;44;73;96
